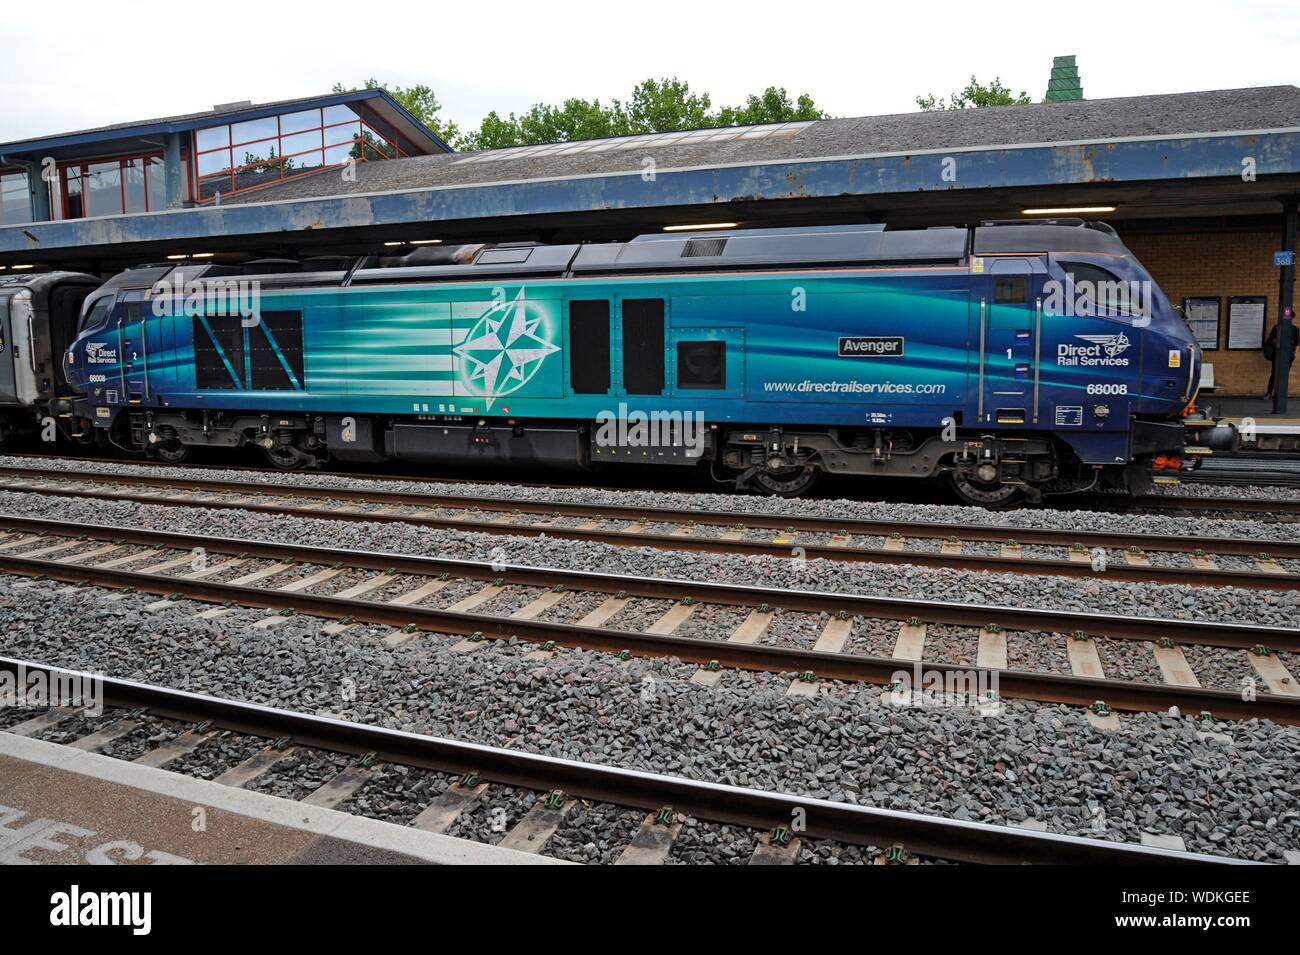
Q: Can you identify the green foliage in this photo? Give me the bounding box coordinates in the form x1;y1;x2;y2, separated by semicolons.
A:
916;76;1033;111
331;78;461;145
239;147;290;176
470;97;630;151
714;87;827;127
336;76;829;152
624;77;715;134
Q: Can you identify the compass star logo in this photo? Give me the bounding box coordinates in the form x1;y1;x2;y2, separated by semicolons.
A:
1075;332;1132;359
453;289;559;409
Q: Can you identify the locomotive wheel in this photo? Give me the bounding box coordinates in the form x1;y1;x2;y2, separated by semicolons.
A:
147;439;190;464
750;464;819;497
947;472;1025;509
264;444;312;470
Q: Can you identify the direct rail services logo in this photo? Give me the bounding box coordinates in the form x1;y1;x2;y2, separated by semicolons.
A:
49;885;151;936
1057;332;1133;367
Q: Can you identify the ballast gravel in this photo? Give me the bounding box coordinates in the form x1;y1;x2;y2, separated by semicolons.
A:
1150;480;1300;503
1;576;1296;863
543;803;645;865
1094;638;1166;684
246;749;353;802
99;715;181;762
0;488;1295;632
35;712;111;746
0;703;51;729
1007;632;1072;675
164;730;267;781
340;764;456;825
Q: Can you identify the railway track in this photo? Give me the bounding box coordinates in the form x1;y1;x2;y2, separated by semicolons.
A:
0;656;1248;865
0;515;1297;724
0;464;1297;591
9;451;1300;519
1125;493;1300;519
1175;457;1300;488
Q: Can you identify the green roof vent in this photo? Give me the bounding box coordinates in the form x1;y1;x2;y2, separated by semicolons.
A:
1045;55;1083;102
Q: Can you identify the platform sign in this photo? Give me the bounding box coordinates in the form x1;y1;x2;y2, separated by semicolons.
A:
1227;296;1267;350
1276;250;1296;267
1183;297;1220;350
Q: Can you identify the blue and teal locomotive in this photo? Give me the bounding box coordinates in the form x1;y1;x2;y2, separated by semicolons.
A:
62;221;1200;504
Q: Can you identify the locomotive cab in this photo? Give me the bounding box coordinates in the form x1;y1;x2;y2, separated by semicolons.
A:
944;222;1198;504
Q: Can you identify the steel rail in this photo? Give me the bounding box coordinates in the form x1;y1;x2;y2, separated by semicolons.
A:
1128;494;1300;517
0;656;1250;865
2;463;1295;557
1181;458;1300;487
0;470;1296;591
8;451;1300;514
1;513;1296;653
0;524;1297;724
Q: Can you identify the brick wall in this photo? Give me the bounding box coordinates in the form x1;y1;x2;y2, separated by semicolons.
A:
1123;230;1298;397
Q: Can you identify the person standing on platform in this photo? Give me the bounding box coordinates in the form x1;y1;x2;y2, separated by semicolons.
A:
1264;309;1298;400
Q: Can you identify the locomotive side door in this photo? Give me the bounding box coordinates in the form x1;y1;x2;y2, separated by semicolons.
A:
116;290;149;404
977;257;1040;426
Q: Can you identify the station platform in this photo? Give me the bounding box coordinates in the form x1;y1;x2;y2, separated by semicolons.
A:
1199;396;1300;428
0;731;567;865
1189;396;1300;455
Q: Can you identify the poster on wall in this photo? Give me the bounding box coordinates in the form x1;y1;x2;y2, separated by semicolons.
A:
1226;295;1267;350
1183;297;1221;350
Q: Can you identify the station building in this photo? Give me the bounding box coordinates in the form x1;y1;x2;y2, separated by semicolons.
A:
0;88;450;222
1;83;1296;410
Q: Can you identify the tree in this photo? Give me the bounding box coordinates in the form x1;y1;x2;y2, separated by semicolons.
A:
457;77;828;151
459;98;628;152
715;87;827;126
624;77;714;133
916;76;1032;111
331;79;461;146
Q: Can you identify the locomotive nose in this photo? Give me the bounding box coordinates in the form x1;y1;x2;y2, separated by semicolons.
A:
64;346;84;388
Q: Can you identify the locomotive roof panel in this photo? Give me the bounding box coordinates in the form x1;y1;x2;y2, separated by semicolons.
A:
972;222;1133;256
113;222;1142;290
570;224;968;273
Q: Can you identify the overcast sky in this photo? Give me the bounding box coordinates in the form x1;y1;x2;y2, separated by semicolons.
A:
2;0;1297;143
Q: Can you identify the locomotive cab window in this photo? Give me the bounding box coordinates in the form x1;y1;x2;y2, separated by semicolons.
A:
994;277;1028;304
78;296;112;333
676;340;726;389
1060;261;1142;317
